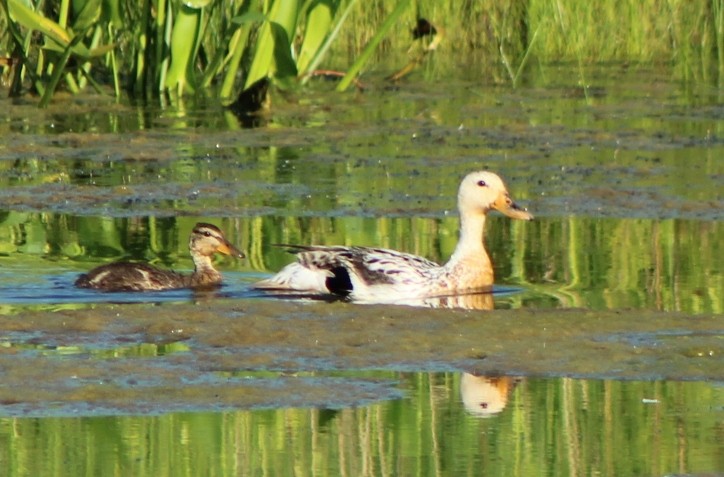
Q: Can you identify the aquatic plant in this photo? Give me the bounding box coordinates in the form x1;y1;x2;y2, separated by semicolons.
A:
0;0;722;105
0;0;367;106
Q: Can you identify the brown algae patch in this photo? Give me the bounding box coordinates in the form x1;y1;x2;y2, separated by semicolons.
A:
0;299;721;415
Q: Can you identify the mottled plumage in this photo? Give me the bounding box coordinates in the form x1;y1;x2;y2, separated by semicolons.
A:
75;223;244;292
253;171;532;303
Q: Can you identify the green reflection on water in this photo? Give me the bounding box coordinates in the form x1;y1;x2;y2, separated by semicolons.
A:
0;340;189;358
0;374;720;477
0;212;720;314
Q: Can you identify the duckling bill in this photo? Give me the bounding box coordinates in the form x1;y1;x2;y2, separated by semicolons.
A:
75;223;244;292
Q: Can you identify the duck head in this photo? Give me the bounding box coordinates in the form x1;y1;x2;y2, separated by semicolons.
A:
189;223;246;258
458;170;533;220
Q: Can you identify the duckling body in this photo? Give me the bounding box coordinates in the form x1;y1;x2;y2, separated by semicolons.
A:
75;223;244;292
253;171;532;302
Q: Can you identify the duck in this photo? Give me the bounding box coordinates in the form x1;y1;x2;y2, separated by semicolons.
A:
75;222;245;292
253;170;532;303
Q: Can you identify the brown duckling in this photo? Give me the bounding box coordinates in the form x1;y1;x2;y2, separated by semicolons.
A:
75;223;245;292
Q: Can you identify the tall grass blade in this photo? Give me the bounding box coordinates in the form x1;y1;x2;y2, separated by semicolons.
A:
131;0;150;96
158;0;173;93
7;0;97;58
243;20;276;90
8;0;72;46
71;0;102;32
39;33;83;107
242;0;299;91
716;0;724;83
336;0;411;92
296;0;337;75
59;0;70;28
164;4;203;95
107;23;120;97
299;0;357;83
512;24;540;87
219;24;252;104
270;0;300;43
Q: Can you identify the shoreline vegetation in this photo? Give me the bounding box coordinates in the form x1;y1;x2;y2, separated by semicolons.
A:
0;0;722;106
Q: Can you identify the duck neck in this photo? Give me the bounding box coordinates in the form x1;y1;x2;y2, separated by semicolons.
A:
189;254;221;285
447;210;489;267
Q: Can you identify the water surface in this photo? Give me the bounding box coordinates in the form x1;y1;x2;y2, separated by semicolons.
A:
1;374;721;476
0;64;722;476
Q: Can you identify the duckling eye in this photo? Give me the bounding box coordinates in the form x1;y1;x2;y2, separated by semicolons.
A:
203;231;212;237
477;180;487;187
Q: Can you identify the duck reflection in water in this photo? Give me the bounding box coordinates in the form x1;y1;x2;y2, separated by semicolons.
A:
75;223;245;292
461;373;520;418
254;170;532;306
390;289;495;310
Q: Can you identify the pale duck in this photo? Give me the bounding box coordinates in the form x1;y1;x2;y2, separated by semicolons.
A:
253;170;532;303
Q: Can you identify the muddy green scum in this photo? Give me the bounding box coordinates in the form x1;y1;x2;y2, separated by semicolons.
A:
0;66;722;476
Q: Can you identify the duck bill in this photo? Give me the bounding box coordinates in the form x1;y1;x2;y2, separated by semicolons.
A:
217;241;246;259
493;194;533;221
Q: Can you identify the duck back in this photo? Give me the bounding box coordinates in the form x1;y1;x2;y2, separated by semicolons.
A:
75;262;188;292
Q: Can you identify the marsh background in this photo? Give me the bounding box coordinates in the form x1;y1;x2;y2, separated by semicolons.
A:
0;1;722;476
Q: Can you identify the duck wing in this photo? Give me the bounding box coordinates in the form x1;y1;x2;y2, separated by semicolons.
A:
75;262;187;292
265;245;441;296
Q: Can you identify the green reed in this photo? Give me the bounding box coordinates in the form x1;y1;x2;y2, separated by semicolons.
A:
1;0;722;105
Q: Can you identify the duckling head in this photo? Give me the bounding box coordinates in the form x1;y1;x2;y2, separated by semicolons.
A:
189;223;246;258
458;170;533;221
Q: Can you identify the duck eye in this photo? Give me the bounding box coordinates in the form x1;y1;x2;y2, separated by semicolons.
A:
477;180;487;187
203;231;212;237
